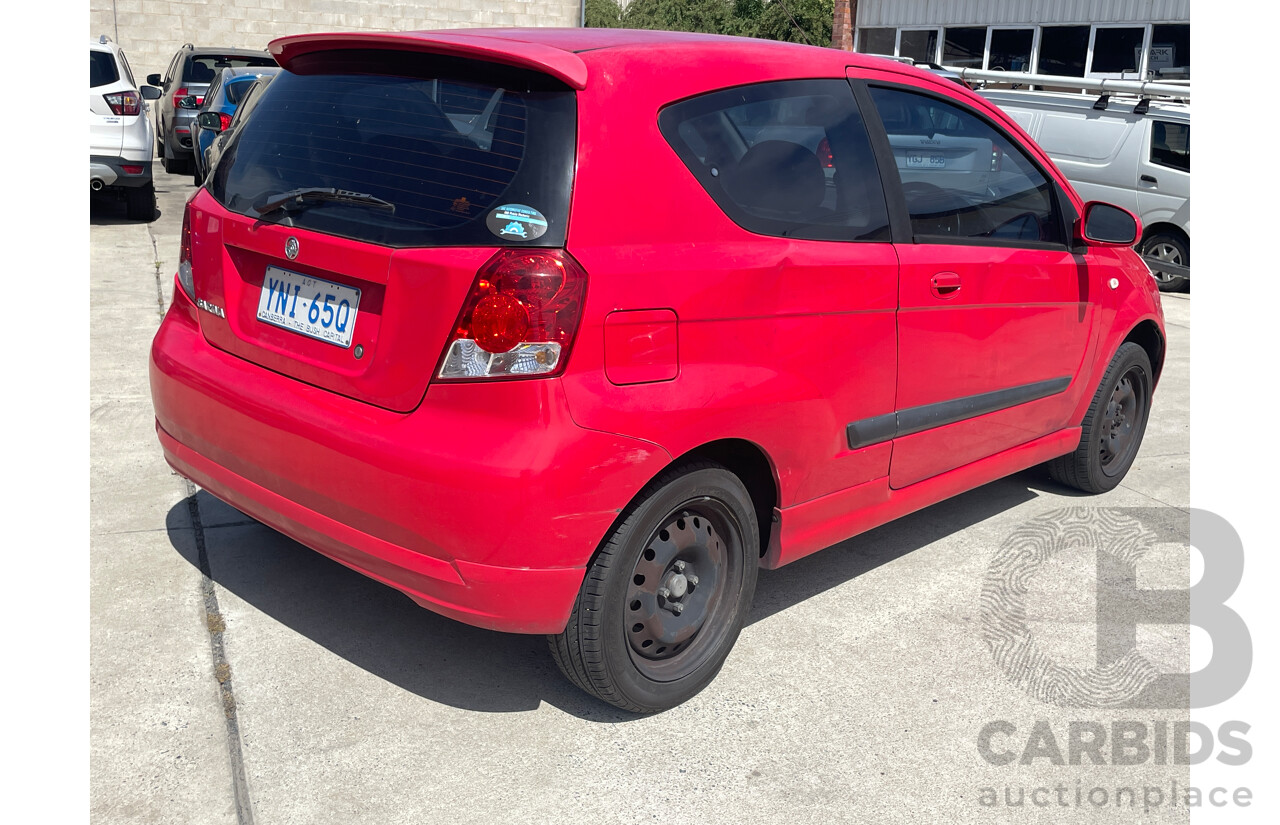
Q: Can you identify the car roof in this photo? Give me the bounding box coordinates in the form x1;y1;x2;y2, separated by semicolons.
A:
269;27;960;96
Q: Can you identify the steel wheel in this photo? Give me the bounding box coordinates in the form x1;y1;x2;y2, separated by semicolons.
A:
1049;342;1153;493
1098;365;1147;477
549;462;760;713
624;501;744;682
1141;233;1189;292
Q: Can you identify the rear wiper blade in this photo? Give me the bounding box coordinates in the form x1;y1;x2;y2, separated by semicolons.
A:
253;187;395;217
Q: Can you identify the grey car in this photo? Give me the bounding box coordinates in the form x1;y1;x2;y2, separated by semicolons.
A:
147;44;276;174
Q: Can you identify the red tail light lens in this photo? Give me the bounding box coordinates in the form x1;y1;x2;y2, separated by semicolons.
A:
176;202;194;300
103;91;141;116
438;249;588;380
218;112;233;132
816;137;836;169
171;87;205;108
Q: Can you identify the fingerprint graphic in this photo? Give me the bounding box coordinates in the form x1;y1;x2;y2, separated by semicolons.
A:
980;507;1163;707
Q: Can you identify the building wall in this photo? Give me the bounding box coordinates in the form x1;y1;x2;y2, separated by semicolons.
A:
88;0;583;88
857;0;1189;27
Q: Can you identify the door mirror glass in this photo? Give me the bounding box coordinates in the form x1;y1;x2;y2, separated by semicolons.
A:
1082;202;1139;245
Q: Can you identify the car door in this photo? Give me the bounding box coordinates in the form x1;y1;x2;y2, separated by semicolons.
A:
857;81;1096;488
1136;117;1190;228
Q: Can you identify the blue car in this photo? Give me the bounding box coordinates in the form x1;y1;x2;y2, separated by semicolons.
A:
190;66;281;183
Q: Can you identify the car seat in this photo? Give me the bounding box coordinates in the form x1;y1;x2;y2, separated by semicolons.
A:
723;140;827;220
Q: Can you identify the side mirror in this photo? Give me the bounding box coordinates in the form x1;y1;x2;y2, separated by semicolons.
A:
141;85;162;101
1081;202;1140;246
196;111;225;132
179;95;200;110
147;73;162;86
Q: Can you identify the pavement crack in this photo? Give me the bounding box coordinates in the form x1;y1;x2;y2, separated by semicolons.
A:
148;224;167;320
185;481;256;825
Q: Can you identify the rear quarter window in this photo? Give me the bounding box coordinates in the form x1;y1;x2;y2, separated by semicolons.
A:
90;50;118;88
659;79;891;242
208;55;576;248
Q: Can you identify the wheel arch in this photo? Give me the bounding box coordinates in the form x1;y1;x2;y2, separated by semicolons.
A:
1124;319;1166;387
1140;222;1190;256
672;439;780;560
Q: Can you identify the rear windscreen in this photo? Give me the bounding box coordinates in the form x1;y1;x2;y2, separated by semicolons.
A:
207;54;577;248
185;54;276;85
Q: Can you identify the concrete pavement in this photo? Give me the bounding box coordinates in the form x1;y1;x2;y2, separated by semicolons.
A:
90;159;1192;824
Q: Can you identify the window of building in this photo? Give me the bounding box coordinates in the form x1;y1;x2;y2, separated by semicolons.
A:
1038;26;1090;76
899;29;939;63
858;28;896;56
1150;24;1190;79
988;29;1034;72
1090;27;1146;76
943;27;987;69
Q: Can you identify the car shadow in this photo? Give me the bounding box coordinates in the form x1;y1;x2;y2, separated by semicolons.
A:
165;469;1056;721
89;190;161;225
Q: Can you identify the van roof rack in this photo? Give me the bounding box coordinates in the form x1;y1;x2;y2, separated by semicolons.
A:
939;67;1190;108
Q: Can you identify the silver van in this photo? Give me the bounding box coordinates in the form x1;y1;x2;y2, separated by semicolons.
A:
978;88;1190;292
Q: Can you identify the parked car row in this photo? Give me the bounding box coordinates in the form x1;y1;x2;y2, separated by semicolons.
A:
147;44;278;175
147;29;1165;712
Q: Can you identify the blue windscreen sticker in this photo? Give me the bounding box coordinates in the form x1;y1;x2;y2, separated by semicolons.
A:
486;204;548;241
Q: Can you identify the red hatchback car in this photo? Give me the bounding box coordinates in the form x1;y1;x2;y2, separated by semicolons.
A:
149;28;1164;712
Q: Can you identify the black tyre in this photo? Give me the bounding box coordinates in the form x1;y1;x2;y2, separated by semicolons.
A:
126;183;156;222
1049;342;1153;493
549;462;760;713
1140;233;1189;293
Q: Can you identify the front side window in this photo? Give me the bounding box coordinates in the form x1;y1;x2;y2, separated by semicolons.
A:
868;86;1064;246
659;80;890;242
1150;121;1190;172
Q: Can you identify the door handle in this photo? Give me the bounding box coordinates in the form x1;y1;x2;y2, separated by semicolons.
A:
1140;174;1158;184
930;271;961;297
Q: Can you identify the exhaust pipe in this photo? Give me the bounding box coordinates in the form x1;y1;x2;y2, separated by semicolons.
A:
91;178;105;191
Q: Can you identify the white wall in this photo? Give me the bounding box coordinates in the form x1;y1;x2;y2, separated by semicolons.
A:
89;0;583;88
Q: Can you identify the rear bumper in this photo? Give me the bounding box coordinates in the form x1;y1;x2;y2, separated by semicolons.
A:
91;156;152;189
149;287;671;634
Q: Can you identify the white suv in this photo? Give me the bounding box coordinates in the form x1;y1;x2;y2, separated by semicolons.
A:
90;37;161;221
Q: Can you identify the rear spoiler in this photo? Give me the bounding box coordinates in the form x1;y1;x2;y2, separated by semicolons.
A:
268;31;589;90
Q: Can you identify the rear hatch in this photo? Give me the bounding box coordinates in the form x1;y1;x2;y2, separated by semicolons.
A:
195;48;577;412
89;48;124;155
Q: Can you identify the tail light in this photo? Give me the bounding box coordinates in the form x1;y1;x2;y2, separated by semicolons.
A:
103;91;141;116
176;202;195;300
816;137;836;169
990;142;1004;172
172;87;205;108
218;112;233;132
438;249;588;380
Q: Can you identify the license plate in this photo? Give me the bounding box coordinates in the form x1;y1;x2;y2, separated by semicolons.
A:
906;152;947;168
257;266;361;348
